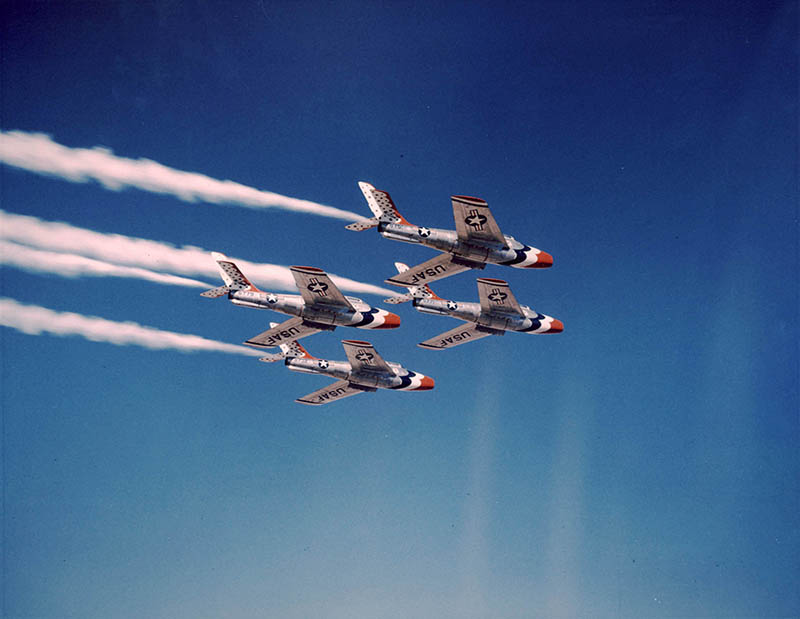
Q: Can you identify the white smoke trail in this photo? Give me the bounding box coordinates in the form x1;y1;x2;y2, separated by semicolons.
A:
0;130;367;222
0;240;213;288
0;297;262;356
0;210;394;296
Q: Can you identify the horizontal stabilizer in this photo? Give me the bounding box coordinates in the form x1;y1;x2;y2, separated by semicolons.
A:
258;353;286;363
200;285;229;298
345;217;380;231
383;293;413;304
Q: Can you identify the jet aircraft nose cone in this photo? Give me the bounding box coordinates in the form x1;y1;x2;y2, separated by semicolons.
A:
374;311;401;329
546;318;564;333
527;250;553;268
414;375;435;390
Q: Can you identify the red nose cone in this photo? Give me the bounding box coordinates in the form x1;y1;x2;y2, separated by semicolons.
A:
528;251;553;268
546;319;564;333
374;311;401;329
415;376;435;390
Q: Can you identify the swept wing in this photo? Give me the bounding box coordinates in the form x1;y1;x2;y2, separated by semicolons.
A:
296;379;370;406
341;339;393;374
418;322;497;350
385;253;475;288
243;316;328;349
291;266;354;311
451;196;508;247
476;277;524;316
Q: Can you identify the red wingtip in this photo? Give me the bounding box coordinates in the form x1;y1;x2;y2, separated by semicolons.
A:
546;319;563;333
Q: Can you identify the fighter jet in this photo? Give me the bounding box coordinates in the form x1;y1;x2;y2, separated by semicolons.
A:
259;328;435;405
384;262;563;350
346;182;554;287
201;253;400;348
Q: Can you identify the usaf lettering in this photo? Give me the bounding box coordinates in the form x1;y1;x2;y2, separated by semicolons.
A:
439;330;473;346
318;386;348;401
409;264;446;284
266;326;301;346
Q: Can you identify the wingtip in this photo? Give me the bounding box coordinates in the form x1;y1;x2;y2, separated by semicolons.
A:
211;251;228;261
384;278;409;288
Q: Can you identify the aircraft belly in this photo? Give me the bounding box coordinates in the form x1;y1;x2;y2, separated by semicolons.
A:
231;299;268;310
348;372;383;389
455;243;490;262
478;314;510;331
379;223;421;244
302;308;340;325
451;306;481;322
488;247;517;263
424;233;458;253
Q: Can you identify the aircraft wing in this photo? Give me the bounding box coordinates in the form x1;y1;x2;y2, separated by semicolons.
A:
384;253;475;288
296;379;369;406
341;339;393;374
452;195;508;247
243;316;324;349
476;277;524;316
418;321;497;350
291;266;355;311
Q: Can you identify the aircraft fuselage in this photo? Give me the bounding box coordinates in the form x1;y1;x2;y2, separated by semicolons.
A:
378;222;548;269
284;357;432;391
227;289;397;329
413;297;559;334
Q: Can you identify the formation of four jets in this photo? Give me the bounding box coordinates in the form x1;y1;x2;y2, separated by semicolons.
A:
203;182;562;405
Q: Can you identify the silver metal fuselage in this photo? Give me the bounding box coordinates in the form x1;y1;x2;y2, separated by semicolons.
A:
285;357;411;390
378;222;535;267
413;298;542;333
228;290;371;327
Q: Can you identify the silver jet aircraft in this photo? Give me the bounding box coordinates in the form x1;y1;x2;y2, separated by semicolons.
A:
346;181;554;287
201;252;400;348
259;327;435;405
384;262;563;350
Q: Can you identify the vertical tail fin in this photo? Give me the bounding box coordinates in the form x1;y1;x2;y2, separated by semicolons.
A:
274;323;314;359
211;252;259;291
383;262;443;304
356;182;414;226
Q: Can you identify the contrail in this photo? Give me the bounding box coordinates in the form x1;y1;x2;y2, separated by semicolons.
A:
0;130;367;222
0;240;213;288
0;210;394;296
0;297;263;356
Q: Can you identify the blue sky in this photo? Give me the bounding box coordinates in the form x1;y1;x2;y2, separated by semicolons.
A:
1;1;797;617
